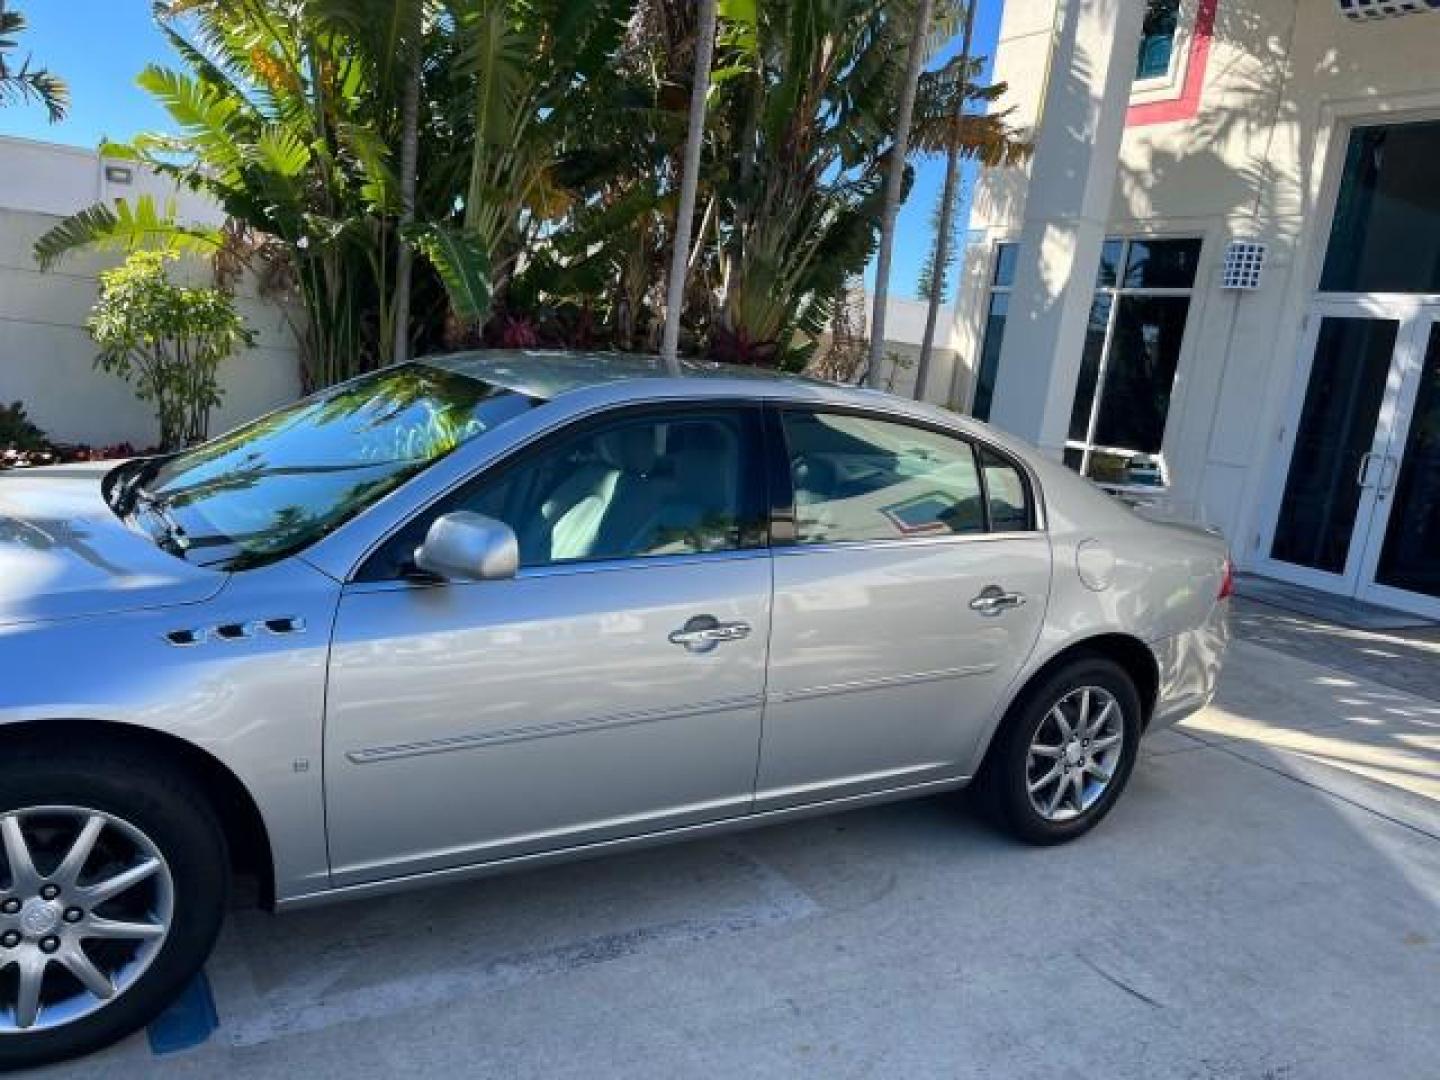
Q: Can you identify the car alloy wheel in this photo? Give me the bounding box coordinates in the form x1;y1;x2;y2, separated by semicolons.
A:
1;806;174;1034
1024;687;1125;823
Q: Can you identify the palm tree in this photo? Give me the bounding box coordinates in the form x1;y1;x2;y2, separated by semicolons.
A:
708;0;963;371
0;0;67;122
912;2;976;401
391;0;426;365
865;0;935;386
660;0;717;372
910;8;1031;399
30;0;505;387
33;0;413;388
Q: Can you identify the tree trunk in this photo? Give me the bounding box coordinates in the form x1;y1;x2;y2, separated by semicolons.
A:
914;0;977;402
391;5;422;366
865;0;935;387
660;0;718;374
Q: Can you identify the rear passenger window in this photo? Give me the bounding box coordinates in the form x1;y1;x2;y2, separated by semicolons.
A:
980;448;1032;531
782;412;987;544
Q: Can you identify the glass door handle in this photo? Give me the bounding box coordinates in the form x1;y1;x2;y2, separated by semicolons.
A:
1357;451;1378;488
1376;455;1400;500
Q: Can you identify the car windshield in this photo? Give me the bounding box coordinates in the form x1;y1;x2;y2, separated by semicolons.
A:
116;363;538;570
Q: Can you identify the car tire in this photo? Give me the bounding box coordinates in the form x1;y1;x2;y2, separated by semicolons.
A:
0;745;229;1069
981;657;1143;845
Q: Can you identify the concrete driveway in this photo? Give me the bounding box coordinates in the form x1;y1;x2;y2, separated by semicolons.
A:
33;630;1440;1079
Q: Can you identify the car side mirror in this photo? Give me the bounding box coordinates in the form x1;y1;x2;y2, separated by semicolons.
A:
412;511;518;582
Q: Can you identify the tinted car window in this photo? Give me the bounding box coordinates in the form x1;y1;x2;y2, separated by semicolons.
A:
782;412;986;544
980;448;1032;531
366;407;767;578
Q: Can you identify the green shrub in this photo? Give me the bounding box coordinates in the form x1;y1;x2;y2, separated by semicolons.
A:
88;250;253;450
0;401;50;452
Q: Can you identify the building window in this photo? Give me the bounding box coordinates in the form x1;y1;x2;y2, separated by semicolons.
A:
1137;0;1182;81
1321;119;1440;295
970;242;1018;422
1064;237;1203;490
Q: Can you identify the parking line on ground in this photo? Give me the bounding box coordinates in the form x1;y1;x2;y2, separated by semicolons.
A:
209;848;819;1048
146;971;219;1056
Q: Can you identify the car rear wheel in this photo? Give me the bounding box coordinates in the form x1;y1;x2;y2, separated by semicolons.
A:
0;750;228;1069
983;658;1142;845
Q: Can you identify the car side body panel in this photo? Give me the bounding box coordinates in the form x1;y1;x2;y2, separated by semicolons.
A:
954;451;1229;775
759;533;1051;807
0;559;337;899
323;552;773;885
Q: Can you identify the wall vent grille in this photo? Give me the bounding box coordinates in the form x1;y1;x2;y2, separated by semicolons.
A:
1221;240;1267;291
1338;0;1440;20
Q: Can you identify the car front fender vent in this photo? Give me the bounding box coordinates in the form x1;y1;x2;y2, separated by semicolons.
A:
164;617;307;647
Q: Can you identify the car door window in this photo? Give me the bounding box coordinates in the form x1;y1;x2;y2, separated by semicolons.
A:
363;407;767;578
781;411;989;544
979;448;1034;532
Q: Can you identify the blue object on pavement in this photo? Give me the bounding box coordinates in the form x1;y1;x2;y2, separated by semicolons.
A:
146;971;218;1055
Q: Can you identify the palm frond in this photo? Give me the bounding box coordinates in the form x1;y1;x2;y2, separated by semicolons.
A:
403;223;493;323
0;1;68;121
33;196;224;271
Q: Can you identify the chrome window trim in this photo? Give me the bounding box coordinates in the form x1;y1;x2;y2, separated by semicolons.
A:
770;531;1047;559
342;546;771;595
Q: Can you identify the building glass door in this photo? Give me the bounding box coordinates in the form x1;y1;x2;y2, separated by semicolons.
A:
1261;117;1440;618
1269;313;1398;579
1264;304;1440;619
1361;318;1440;613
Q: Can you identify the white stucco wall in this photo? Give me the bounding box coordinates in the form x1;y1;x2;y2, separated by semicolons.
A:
0;137;301;447
958;0;1440;560
868;293;963;402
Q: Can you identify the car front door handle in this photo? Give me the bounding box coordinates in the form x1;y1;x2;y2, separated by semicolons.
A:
970;586;1027;617
669;615;752;653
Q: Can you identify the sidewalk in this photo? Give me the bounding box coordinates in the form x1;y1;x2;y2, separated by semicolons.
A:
1231;587;1440;702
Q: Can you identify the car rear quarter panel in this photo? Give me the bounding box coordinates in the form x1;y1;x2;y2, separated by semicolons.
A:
0;560;337;900
960;452;1228;772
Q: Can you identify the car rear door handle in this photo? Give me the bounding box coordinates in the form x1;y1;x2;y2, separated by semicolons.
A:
970;586;1027;617
669;615;752;653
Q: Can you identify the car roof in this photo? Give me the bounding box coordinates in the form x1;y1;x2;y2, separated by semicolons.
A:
425;349;831;401
418;348;1041;464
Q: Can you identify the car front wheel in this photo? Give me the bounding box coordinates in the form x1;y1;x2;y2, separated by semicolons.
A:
984;657;1142;845
0;748;228;1069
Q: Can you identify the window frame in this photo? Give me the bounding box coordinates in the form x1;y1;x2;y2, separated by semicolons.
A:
1131;0;1196;102
353;400;774;584
1318;118;1440;298
969;239;1020;422
765;402;1042;553
1065;235;1204;494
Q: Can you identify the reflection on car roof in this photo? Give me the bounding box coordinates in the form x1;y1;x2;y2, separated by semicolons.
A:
424;349;832;401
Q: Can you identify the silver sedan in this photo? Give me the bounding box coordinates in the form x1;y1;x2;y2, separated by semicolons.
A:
0;352;1229;1065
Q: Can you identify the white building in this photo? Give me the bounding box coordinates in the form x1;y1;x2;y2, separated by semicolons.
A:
0;136;299;447
947;0;1440;620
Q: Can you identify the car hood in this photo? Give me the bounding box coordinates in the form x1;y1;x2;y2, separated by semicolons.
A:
0;462;225;627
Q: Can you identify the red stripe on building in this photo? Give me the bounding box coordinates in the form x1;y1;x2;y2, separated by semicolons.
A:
1127;0;1218;127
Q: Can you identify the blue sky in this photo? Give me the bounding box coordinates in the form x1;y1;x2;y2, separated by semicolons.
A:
1;0;1004;302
